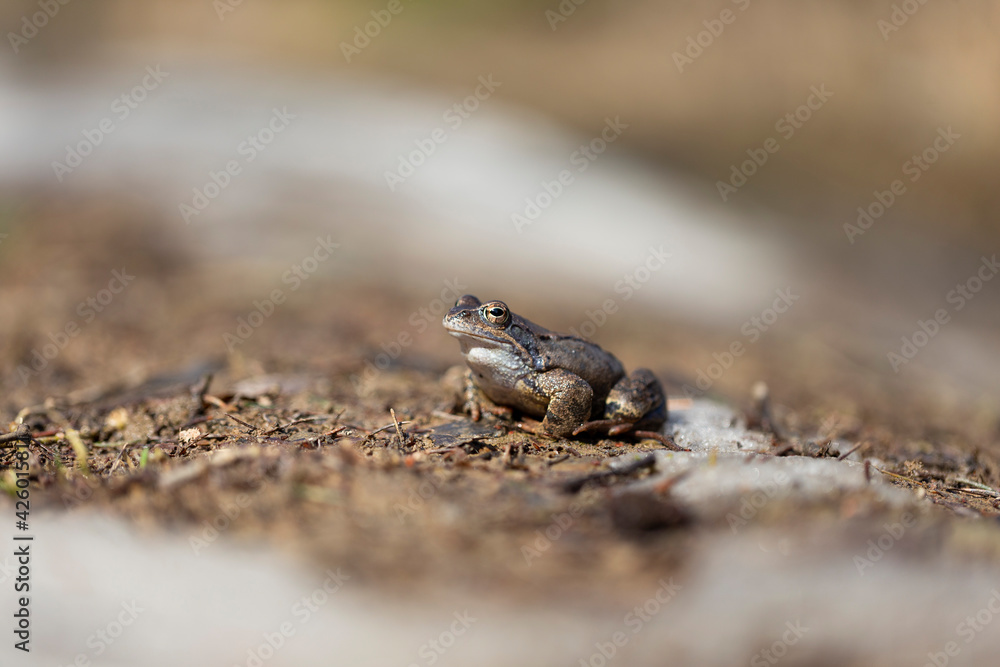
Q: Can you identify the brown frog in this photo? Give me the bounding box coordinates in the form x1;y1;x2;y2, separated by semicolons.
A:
443;295;675;446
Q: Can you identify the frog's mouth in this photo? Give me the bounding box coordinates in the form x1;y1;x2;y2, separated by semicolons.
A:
445;327;488;340
445;327;510;350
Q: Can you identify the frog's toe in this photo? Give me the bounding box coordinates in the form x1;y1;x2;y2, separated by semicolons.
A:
607;422;635;436
572;419;621;436
482;403;513;419
572;419;641;437
515;418;546;435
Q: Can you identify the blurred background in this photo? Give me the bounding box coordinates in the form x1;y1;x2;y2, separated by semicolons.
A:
2;1;1000;664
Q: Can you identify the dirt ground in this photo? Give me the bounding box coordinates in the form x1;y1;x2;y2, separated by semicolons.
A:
4;200;1000;610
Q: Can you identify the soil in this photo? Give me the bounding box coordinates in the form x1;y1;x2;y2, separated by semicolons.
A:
3;200;1000;606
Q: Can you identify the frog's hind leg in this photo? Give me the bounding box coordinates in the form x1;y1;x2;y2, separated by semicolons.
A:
604;368;666;425
573;368;666;433
571;369;683;449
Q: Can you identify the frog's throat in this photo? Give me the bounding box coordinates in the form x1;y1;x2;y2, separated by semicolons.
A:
447;328;532;362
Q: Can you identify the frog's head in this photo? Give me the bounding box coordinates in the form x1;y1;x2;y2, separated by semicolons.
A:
443;294;526;356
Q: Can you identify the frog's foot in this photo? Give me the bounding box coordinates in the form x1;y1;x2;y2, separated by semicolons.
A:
514;418;545;435
480;403;514;419
463;397;513;422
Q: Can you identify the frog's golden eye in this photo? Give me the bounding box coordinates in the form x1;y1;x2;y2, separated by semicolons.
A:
482;304;509;326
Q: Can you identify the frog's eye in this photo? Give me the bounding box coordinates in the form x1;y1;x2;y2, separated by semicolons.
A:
482;304;509;326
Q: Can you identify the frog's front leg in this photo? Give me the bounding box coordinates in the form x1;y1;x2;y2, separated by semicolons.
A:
517;368;593;438
461;369;512;421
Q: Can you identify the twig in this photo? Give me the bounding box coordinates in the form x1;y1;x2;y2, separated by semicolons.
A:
110;444;132;475
264;415;328;436
837;441;866;461
291;426;348;447
185;373;213;425
422;446;463;455
502;442;516;467
0;425;32;447
390;409;405;442
953;487;1000;499
226;414;260;434
871;465;931;489
952;477;998;493
546;453;570;466
368;421;412;436
633;430;689;452
749;382;789;441
204;395;237;412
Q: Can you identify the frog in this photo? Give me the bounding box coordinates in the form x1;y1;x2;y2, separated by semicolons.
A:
443;294;677;447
